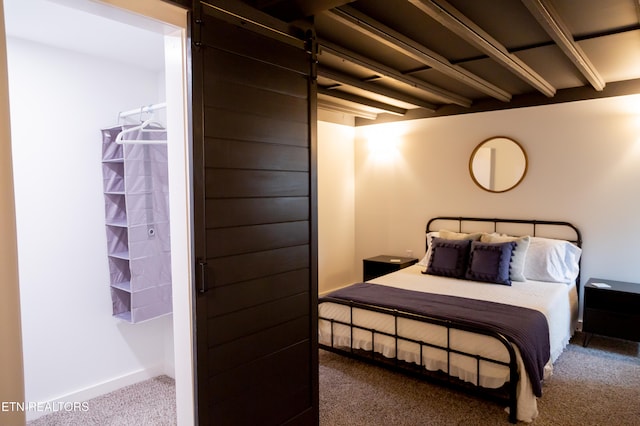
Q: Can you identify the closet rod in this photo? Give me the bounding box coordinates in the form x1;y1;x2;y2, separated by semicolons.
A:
119;102;166;119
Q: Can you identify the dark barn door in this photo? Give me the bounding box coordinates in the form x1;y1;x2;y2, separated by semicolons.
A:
191;3;318;425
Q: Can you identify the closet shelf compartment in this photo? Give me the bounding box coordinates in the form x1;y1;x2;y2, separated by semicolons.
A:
102;162;125;193
101;122;172;324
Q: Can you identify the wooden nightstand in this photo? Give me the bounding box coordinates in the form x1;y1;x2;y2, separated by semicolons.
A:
583;278;640;346
363;255;418;281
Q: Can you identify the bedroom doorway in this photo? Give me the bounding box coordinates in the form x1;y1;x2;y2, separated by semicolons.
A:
3;0;194;423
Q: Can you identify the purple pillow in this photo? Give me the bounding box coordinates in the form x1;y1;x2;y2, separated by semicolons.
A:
426;237;472;278
465;241;516;285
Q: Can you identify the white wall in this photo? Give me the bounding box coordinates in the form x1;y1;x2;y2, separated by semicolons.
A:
318;94;640;303
8;37;173;418
350;95;640;293
318;117;357;294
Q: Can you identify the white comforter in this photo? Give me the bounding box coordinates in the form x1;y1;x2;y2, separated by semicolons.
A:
318;264;578;422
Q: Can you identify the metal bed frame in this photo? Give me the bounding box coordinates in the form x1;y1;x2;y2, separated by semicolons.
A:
426;217;582;292
318;217;582;424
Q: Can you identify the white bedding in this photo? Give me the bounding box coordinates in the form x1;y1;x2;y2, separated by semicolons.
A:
318;264;578;422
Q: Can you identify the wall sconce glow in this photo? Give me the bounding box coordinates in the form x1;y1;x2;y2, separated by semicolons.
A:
363;125;404;164
618;94;640;149
618;93;640;115
611;94;640;161
633;98;640;146
368;138;401;162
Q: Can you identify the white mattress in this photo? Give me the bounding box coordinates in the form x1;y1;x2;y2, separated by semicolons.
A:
318;264;578;422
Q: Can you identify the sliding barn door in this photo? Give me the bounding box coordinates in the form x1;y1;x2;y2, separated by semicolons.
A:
191;3;318;425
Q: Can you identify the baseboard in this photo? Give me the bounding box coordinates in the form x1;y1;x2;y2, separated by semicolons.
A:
26;365;165;421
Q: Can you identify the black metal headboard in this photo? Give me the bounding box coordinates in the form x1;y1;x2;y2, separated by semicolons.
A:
426;216;583;289
426;216;582;247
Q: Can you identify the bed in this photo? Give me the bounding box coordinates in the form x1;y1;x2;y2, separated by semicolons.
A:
318;217;581;423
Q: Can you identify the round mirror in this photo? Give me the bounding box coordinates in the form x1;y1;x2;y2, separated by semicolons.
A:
469;137;527;193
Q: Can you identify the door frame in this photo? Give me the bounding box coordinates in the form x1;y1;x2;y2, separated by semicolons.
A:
1;0;318;424
0;0;196;425
99;2;196;425
0;1;26;424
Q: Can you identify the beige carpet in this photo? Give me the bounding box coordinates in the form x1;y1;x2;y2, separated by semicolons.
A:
28;333;640;425
319;333;640;425
27;375;176;426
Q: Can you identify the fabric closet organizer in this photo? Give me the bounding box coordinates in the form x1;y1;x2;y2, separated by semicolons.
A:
100;119;172;323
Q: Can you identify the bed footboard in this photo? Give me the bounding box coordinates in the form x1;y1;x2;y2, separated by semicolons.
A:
318;298;519;424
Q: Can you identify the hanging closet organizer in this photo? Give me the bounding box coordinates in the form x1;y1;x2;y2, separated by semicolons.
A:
100;109;172;323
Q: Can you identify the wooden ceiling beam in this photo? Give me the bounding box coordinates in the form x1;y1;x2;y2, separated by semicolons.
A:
245;0;355;21
521;0;605;91
327;5;512;102
409;0;556;97
319;39;472;107
318;88;408;116
318;65;438;111
317;97;379;120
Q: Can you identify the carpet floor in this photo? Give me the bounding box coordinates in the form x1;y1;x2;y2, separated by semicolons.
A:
319;333;640;425
27;375;176;426
28;333;640;425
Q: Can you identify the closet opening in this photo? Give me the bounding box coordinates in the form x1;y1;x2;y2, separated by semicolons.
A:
4;0;194;423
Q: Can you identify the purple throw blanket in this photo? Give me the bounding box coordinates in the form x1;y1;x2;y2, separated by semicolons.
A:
320;282;550;397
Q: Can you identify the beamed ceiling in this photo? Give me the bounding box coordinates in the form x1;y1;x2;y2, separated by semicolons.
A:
241;0;640;124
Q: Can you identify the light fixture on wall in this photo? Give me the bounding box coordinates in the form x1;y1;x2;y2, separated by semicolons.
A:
367;138;400;163
613;93;640;151
363;124;405;165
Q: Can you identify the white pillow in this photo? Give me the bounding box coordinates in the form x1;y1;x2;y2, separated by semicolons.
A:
523;236;582;283
480;234;530;282
418;231;439;267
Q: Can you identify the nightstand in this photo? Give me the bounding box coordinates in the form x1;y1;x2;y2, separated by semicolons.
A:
583;278;640;346
363;255;418;281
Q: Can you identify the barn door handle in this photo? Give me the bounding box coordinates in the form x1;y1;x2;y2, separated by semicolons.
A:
198;259;208;294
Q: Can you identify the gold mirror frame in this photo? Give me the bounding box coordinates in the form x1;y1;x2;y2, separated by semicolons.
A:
469;137;528;193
